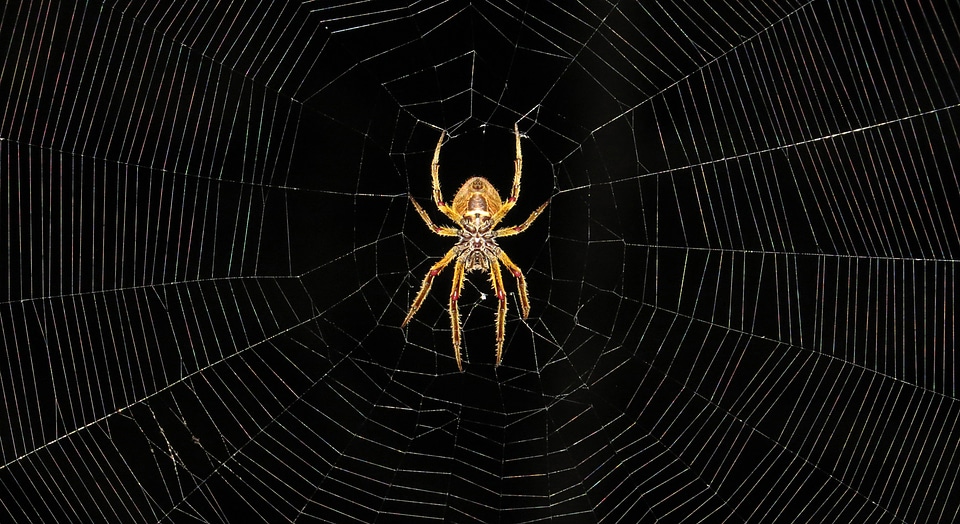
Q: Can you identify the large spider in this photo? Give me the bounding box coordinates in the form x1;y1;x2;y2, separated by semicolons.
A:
402;124;548;371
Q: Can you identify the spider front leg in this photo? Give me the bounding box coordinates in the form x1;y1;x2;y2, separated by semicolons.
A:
402;246;459;328
490;258;508;367
449;258;467;371
497;251;531;318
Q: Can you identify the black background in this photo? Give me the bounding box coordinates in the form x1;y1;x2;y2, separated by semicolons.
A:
2;1;959;522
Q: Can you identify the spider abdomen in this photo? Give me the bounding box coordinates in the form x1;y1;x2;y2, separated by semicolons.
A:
452;177;503;218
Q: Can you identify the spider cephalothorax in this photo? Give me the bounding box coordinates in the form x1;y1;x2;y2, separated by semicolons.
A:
402;124;548;371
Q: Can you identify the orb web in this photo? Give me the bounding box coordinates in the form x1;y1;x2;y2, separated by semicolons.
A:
2;1;959;522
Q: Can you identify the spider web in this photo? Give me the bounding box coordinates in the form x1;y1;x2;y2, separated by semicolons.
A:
2;1;959;522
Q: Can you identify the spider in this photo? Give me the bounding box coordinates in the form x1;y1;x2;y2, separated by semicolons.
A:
401;124;549;371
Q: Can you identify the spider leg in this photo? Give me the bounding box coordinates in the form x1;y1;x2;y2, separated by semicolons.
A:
431;130;462;223
449;258;467;371
494;200;548;238
489;123;523;226
401;246;459;328
497;251;531;318
490;258;507;367
409;197;458;236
